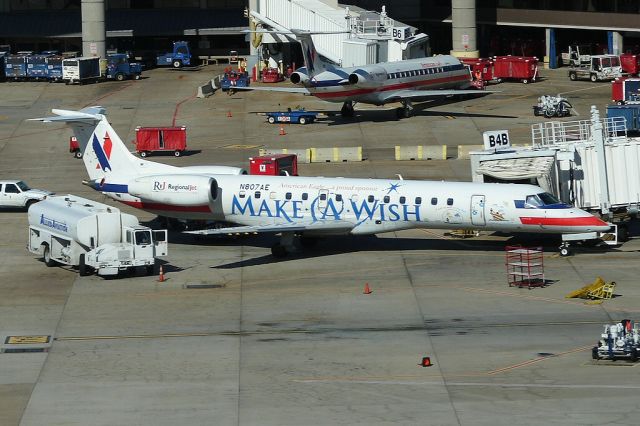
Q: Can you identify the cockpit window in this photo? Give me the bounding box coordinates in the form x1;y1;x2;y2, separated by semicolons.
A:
525;193;565;209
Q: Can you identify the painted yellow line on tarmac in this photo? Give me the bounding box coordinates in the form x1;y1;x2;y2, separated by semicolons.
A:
487;344;592;376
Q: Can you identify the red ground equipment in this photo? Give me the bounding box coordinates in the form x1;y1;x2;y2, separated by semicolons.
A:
249;154;298;176
69;136;82;158
459;57;494;82
134;126;187;157
620;53;640;76
492;56;538;83
611;77;640;105
261;67;284;83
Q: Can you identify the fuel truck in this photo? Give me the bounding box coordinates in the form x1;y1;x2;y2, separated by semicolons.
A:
28;195;167;277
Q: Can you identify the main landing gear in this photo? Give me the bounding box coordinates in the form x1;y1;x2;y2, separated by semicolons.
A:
396;100;413;119
270;232;320;258
341;101;355;118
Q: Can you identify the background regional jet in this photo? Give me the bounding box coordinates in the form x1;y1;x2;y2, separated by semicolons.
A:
33;108;610;257
234;29;489;118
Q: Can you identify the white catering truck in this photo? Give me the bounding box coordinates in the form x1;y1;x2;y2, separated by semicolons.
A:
27;195;168;277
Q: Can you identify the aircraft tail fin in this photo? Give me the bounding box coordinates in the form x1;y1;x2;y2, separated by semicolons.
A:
289;29;336;77
30;107;139;181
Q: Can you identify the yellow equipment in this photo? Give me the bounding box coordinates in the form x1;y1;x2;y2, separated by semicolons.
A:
565;277;616;301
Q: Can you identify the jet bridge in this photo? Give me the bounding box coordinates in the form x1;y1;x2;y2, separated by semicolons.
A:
249;0;429;67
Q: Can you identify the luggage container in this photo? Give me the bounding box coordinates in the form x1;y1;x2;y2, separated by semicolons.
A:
606;104;640;133
134;126;187;157
249;154;298;176
5;54;28;80
26;54;51;80
620;53;640;76
62;56;102;84
45;55;63;81
492;56;538;83
611;77;640;104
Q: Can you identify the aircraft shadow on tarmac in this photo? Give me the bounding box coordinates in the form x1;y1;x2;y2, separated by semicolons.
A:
165;232;616;269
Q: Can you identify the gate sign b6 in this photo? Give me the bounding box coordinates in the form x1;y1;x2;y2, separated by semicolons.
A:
482;130;510;150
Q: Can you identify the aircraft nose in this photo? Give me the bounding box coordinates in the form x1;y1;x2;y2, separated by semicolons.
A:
571;210;610;231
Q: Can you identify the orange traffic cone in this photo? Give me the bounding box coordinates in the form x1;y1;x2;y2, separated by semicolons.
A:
158;264;165;282
279;125;286;136
227;110;232;118
363;283;372;294
419;356;433;367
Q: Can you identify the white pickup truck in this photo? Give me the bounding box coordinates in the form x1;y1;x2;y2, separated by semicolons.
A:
0;180;53;209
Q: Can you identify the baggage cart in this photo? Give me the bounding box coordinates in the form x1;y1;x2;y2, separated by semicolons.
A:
5;54;28;80
249;154;298;176
62;56;103;84
620;53;640;76
492;56;538;83
135;126;187;157
611;77;640;104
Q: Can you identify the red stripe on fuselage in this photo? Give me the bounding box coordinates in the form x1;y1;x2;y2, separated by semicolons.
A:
120;200;211;213
313;74;470;99
519;216;608;227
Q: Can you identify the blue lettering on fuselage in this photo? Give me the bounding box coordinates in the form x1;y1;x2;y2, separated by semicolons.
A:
230;195;422;224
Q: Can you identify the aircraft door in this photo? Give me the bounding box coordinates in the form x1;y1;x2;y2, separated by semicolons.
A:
470;195;486;226
318;189;329;209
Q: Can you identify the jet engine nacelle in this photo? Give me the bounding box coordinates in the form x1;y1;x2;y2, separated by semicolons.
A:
348;66;387;87
128;175;218;206
289;69;309;85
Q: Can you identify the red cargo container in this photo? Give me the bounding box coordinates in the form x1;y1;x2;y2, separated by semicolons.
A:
620;53;640;76
135;126;187;157
459;57;494;82
492;56;538;83
261;67;284;83
249;154;298;176
611;77;640;104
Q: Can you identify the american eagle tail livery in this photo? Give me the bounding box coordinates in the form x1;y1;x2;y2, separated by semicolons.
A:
237;29;490;118
32;108;610;257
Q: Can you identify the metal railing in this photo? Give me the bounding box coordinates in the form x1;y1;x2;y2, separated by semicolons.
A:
531;117;627;147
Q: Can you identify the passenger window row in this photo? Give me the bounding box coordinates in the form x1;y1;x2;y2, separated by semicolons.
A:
237;191;453;206
387;64;463;80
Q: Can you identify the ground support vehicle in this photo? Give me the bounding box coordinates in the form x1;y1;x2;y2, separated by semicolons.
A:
62;57;104;84
459;57;494;83
533;95;572;118
492;56;538;83
568;55;622;82
592;320;640;362
0;180;52;209
249;154;298;176
620;53;640;76
106;53;142;81
69;136;82;158
562;44;592;67
45;55;63;81
135;126;187;157
261;67;285;83
611;77;640;104
156;41;191;68
220;69;250;91
606;104;640;133
27;195;168;277
0;53;5;80
265;109;317;125
5;54;28;80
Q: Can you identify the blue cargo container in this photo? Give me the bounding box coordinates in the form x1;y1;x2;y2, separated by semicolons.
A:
46;56;63;81
5;54;28;80
27;54;51;80
607;104;640;133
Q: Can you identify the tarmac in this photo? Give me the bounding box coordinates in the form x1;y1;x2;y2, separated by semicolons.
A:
1;65;640;425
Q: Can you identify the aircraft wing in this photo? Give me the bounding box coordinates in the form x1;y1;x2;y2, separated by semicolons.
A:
379;89;495;103
228;86;311;94
184;220;354;236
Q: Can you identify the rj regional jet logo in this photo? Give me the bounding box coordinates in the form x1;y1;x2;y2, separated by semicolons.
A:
92;132;113;172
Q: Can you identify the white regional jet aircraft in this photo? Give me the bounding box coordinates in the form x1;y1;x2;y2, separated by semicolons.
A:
33;107;610;257
235;29;487;118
